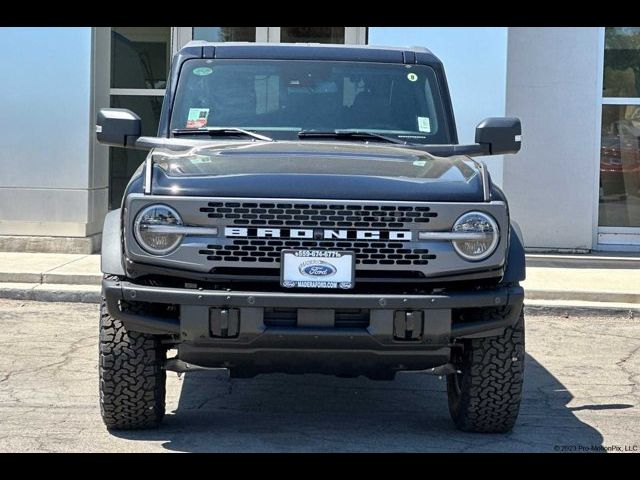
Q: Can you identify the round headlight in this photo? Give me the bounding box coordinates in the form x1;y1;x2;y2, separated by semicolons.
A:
452;212;499;261
134;205;183;255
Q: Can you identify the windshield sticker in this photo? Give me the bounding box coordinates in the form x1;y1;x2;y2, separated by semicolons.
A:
413;160;427;167
193;67;213;76
407;72;418;82
417;116;431;133
186;108;210;128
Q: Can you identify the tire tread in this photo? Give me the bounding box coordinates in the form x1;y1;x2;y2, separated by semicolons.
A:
447;309;525;433
99;297;166;430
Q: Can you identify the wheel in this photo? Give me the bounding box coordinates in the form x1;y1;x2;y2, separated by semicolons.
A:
446;308;525;433
99;298;166;430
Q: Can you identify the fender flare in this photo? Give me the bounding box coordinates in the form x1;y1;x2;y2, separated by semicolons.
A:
503;220;526;283
101;208;125;277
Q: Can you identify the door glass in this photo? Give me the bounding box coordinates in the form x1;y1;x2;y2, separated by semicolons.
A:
280;27;345;44
111;27;171;89
109;95;163;209
193;27;256;42
599;104;640;227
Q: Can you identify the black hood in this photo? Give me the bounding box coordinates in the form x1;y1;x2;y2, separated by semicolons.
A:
149;140;485;202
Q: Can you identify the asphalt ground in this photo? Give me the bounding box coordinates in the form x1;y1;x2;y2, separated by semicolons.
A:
0;299;638;452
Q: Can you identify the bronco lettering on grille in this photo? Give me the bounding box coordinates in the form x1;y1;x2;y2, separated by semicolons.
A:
224;227;412;241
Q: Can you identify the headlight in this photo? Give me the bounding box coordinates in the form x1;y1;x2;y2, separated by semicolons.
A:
134;205;183;255
451;212;499;261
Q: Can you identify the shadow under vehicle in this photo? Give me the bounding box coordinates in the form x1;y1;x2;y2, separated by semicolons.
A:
110;352;610;452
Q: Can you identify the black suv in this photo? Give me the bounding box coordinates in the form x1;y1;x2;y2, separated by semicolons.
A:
97;42;525;433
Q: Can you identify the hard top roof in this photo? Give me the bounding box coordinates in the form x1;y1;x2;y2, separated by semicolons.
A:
178;41;441;64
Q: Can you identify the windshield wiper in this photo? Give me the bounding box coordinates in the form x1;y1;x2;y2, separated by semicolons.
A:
172;127;274;142
297;129;407;145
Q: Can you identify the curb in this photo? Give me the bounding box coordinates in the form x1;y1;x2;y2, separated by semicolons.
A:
0;283;101;304
1;282;637;316
525;300;639;317
525;289;640;304
525;253;640;269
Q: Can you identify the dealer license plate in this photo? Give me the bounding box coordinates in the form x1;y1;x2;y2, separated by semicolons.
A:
280;250;355;289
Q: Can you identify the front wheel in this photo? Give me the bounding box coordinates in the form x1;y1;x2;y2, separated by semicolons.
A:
99;299;166;430
446;308;525;433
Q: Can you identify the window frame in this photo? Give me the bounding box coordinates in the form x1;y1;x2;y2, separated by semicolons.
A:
597;27;640;250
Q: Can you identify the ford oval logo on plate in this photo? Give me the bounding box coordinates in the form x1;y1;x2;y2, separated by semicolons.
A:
299;261;337;277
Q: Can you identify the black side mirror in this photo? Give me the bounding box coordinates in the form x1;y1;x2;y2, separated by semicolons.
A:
96;108;141;148
475;117;521;155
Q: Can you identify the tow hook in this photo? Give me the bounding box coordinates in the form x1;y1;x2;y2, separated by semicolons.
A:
164;358;226;374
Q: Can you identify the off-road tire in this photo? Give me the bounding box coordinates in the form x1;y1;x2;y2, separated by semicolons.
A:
99;297;166;430
446;308;525;433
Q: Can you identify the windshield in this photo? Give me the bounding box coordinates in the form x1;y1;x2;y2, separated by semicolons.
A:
169;59;452;144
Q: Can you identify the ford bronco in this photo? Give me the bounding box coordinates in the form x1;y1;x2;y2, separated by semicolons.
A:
96;42;525;433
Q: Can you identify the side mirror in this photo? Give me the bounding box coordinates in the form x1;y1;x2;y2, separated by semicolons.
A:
475;117;521;155
96;108;141;148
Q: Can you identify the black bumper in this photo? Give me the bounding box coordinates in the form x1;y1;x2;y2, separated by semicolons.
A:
103;279;524;376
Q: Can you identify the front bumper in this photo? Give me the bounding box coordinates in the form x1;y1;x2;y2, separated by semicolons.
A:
103;278;524;376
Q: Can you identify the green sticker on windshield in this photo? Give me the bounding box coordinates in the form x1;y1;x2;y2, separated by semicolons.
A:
193;67;213;76
407;72;418;82
186;108;210;128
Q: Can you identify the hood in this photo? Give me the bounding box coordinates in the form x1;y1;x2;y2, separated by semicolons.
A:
149;140;485;202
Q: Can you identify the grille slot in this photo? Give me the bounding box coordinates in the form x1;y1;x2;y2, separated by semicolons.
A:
199;239;435;265
263;308;370;328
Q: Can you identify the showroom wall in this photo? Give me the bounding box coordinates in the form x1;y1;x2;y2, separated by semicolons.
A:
503;28;601;250
0;27;107;245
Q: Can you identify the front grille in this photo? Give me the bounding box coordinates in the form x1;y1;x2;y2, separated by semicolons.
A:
197;201;437;268
199;239;435;265
199;201;437;228
126;195;510;281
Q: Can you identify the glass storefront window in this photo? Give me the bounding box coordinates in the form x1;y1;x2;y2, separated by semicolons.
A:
111;27;171;89
193;27;256;42
109;95;163;209
280;27;345;44
604;27;640;97
599;104;640;227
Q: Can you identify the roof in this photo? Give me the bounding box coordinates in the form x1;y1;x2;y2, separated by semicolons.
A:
178;41;441;64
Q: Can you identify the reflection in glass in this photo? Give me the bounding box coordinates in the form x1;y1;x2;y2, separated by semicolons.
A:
109;95;163;209
280;27;345;44
111;27;171;90
599;105;640;227
603;27;640;98
193;27;255;42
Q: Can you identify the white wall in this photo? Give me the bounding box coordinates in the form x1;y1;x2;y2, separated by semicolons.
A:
368;27;508;185
503;28;601;250
0;27;107;238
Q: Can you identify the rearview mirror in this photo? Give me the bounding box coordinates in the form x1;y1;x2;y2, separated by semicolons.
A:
475;117;521;155
96;108;141;148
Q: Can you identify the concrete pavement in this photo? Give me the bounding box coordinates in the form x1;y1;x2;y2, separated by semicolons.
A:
0;298;638;452
0;252;638;312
